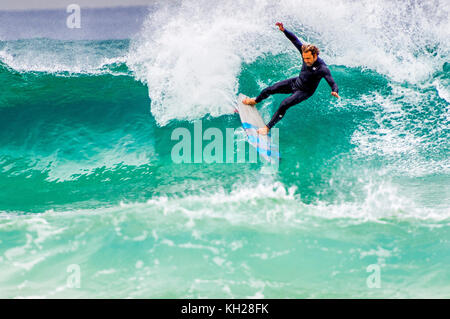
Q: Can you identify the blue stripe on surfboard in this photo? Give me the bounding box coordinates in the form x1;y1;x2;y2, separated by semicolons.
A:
247;137;280;158
242;122;272;137
241;123;280;158
242;122;257;130
247;135;279;152
256;146;280;158
252;145;280;159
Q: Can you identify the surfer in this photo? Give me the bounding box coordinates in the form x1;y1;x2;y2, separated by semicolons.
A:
243;22;340;135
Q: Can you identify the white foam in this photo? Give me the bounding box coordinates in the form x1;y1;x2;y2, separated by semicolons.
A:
434;79;450;103
349;82;449;176
351;91;424;157
0;40;129;76
281;0;449;82
2;177;447;227
127;0;286;126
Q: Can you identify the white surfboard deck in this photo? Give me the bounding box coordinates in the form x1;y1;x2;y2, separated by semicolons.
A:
235;94;280;162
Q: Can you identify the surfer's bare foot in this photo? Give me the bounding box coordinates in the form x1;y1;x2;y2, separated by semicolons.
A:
242;97;257;106
257;126;269;135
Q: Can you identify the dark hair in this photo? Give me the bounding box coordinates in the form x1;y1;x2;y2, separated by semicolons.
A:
301;44;320;56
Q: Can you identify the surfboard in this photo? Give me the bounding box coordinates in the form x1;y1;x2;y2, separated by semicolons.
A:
235;94;280;163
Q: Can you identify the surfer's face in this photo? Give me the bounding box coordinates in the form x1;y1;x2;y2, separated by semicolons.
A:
302;51;317;67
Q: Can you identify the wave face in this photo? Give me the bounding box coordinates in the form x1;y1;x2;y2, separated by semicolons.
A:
0;0;449;298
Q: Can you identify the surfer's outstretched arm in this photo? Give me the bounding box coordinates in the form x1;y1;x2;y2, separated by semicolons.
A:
276;22;303;53
323;67;340;98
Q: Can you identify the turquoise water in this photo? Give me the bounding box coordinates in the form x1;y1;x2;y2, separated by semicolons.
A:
0;0;449;298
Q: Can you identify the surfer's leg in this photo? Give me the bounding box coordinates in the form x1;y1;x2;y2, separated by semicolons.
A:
266;90;311;129
255;78;296;103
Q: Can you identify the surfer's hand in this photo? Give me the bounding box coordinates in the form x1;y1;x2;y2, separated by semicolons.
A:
243;97;257;106
257;126;270;135
276;22;284;32
331;92;340;98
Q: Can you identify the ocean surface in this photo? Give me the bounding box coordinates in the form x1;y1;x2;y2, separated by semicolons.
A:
0;0;449;298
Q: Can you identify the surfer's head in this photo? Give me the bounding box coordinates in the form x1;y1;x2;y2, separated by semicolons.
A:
301;44;319;67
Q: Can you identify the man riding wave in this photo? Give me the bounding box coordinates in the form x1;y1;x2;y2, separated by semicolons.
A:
243;22;340;135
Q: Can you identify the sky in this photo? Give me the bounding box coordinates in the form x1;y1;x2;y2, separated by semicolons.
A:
0;0;159;11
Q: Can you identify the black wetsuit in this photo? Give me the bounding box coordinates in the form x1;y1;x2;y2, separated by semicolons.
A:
255;29;339;129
